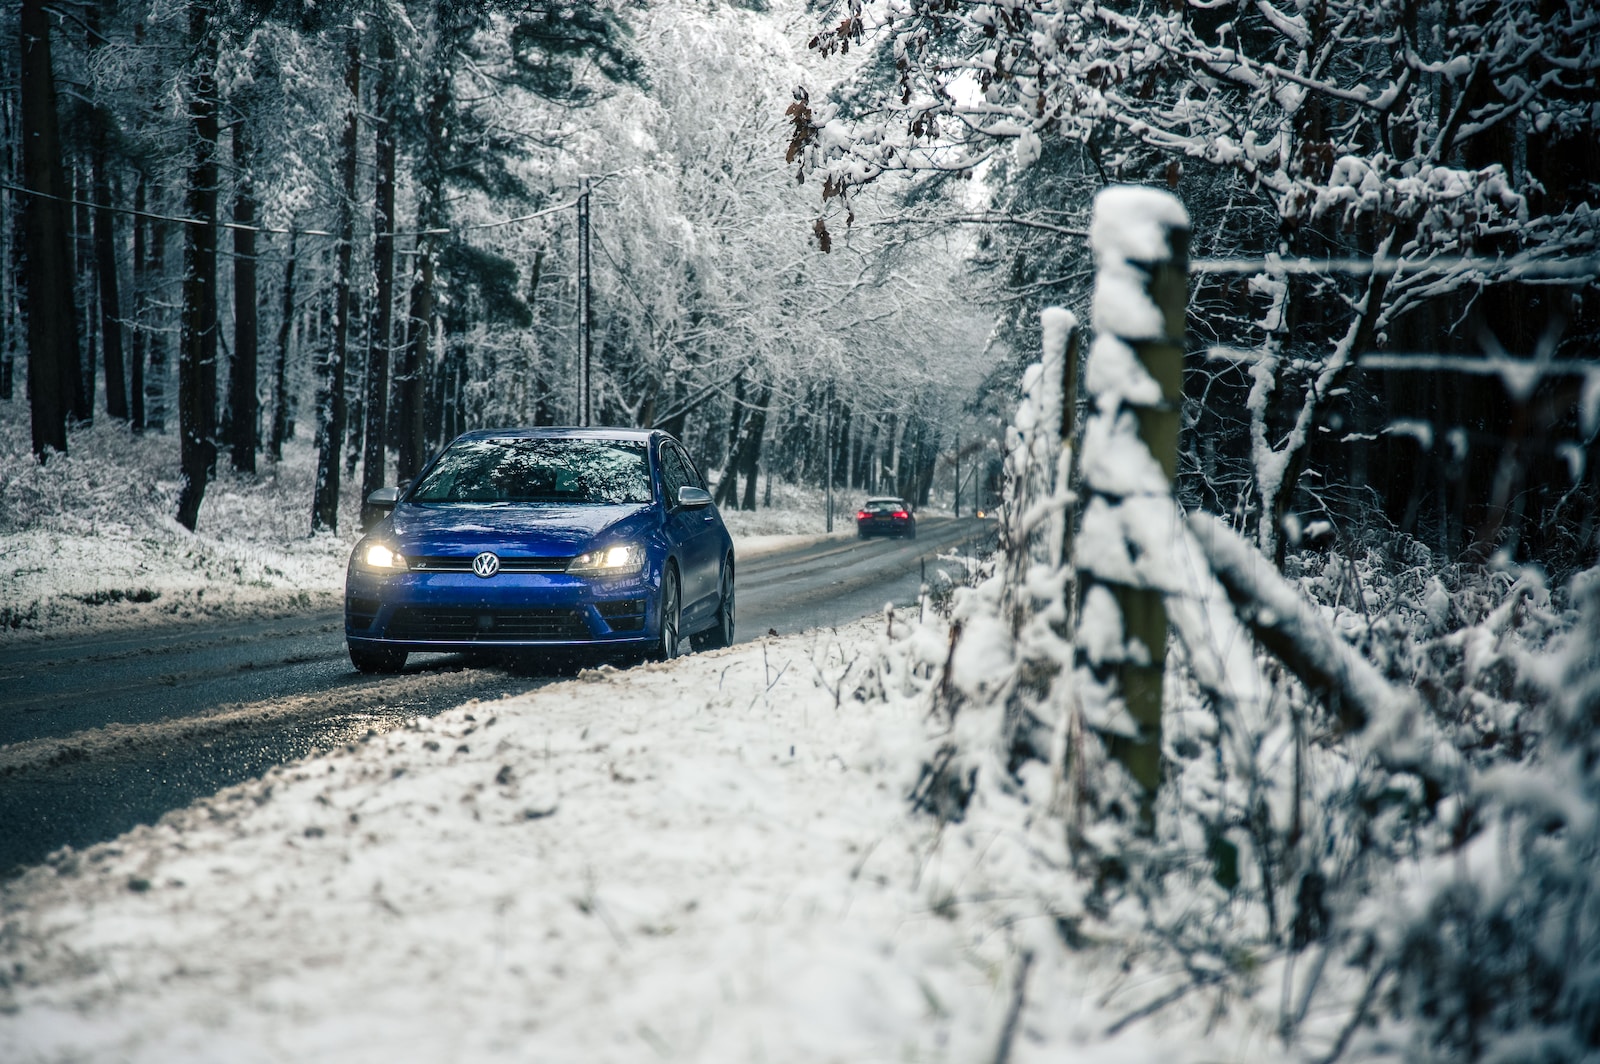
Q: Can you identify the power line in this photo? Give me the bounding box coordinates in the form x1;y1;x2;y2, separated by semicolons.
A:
0;180;581;241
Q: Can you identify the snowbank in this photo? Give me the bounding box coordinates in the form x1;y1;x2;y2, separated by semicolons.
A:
0;621;1178;1063
0;418;354;642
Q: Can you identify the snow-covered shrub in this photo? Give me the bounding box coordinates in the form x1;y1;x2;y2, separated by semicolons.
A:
857;187;1599;1059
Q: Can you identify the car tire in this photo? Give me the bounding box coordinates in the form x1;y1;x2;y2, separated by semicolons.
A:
695;561;735;650
857;528;868;539
350;643;407;673
907;526;917;539
654;564;683;660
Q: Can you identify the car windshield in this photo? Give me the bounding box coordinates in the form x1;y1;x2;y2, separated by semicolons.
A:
864;499;906;512
409;438;652;505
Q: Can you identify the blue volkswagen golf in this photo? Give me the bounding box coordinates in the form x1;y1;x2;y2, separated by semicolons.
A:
345;428;734;673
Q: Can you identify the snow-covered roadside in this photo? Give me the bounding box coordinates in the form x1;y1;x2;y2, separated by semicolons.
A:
0;420;357;642
0;620;1179;1064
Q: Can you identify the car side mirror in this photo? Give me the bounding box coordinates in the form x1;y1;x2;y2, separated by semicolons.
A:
361;486;402;531
677;486;713;510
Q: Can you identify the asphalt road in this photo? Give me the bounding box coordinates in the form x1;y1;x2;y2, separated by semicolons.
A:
0;516;992;875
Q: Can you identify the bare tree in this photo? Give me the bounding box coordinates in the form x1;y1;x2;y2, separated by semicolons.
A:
18;0;79;460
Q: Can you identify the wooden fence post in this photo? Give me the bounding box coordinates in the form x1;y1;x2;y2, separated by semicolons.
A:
1075;187;1189;831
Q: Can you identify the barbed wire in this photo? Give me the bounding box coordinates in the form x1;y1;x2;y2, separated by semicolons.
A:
863;212;1600;281
1207;346;1600;378
1190;255;1600;280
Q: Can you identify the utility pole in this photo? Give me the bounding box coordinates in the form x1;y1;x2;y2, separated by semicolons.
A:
824;386;834;532
953;433;960;518
577;176;591;426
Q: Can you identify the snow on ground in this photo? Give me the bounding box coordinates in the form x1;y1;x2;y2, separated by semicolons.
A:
0;418;353;641
0;621;1187;1064
3;414;1198;1062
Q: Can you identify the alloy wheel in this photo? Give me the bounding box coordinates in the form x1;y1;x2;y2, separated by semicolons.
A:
657;566;682;659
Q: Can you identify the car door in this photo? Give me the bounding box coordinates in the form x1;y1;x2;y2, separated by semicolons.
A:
659;443;720;624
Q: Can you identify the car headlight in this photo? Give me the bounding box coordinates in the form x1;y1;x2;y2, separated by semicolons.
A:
567;543;644;576
361;542;409;571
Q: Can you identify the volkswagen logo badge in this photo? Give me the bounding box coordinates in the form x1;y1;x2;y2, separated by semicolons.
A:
472;551;501;578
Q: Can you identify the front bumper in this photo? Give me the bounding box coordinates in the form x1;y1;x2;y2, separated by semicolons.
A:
345;567;659;651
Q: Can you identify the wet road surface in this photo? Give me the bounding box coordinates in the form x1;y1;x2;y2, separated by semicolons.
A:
0;516;992;874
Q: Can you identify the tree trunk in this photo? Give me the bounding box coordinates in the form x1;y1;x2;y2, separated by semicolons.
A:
18;0;78;460
129;176;146;430
228;117;258;472
270;228;296;461
143;179;168;432
396;250;433;483
361;24;398;510
345;291;364;476
1;84;17;402
398;22;451;484
72;163;94;424
89;5;126;422
175;1;220;531
713;374;746;507
311;32;361;533
739;383;771;511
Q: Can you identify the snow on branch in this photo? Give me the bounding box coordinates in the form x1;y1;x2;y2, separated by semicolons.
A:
1185;511;1456;782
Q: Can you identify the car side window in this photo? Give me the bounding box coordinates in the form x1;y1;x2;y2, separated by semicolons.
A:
659;445;689;507
674;445;707;490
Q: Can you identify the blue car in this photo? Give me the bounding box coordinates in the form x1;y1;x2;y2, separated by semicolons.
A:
345;428;735;673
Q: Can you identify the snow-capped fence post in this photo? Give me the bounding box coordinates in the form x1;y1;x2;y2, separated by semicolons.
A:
1075;187;1189;831
1001;308;1080;635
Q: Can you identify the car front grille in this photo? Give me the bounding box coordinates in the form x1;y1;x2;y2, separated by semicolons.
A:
386;607;589;641
408;555;573;573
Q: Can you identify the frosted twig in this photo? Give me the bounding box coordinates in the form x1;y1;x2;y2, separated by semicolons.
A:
991;948;1034;1064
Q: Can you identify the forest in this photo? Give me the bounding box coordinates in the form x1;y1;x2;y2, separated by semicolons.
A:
6;0;1600;1057
3;0;990;536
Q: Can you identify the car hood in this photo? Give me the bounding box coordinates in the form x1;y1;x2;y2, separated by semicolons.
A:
386;502;653;557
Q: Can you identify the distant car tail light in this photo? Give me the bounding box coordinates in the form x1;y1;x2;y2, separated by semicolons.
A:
856;510;871;520
893;510;909;519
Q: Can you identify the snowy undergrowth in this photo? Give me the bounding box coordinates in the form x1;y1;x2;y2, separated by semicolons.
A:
0;621;1187;1063
0;409;355;640
863;434;1598;1062
845;185;1600;1062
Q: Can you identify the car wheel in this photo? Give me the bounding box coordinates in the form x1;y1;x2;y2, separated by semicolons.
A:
350;643;407;674
907;525;917;539
696;561;735;650
857;527;868;539
654;564;682;660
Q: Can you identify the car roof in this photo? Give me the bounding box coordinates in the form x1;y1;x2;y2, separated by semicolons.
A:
456;427;660;444
864;496;907;504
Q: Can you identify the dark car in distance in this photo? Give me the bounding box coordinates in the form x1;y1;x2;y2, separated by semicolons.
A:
345;428;734;673
856;497;916;539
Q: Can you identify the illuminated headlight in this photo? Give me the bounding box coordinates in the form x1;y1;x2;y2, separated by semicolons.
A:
361;542;408;571
567;543;644;576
